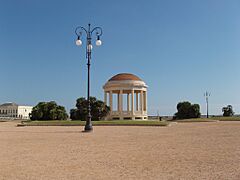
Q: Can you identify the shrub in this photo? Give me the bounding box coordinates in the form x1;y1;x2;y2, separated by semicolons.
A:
30;101;68;120
222;105;234;117
70;96;110;121
174;101;201;119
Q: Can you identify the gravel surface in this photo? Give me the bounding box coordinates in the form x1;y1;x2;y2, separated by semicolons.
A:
0;121;240;180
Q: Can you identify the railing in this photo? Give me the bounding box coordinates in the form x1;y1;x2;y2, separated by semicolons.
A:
111;111;147;116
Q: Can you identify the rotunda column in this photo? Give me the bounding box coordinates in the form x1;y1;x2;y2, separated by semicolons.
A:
109;90;113;114
131;89;135;119
140;90;144;113
117;92;120;112
119;90;123;118
104;91;107;106
127;93;130;112
144;91;147;112
136;92;139;111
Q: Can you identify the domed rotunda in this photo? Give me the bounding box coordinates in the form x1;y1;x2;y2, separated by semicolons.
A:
103;73;148;120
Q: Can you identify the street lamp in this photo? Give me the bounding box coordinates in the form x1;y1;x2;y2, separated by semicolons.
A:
204;91;210;118
75;23;103;132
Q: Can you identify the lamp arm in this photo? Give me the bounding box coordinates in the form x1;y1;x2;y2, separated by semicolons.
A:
91;27;103;37
75;26;88;37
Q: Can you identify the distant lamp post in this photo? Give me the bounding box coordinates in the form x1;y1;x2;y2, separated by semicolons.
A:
204;91;210;118
75;24;103;132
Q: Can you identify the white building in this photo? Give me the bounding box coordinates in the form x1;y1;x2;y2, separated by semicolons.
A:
0;102;33;119
103;73;148;120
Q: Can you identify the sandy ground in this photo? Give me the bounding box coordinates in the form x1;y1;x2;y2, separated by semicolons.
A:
0;121;240;180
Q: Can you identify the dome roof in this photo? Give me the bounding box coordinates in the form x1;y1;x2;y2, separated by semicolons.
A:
108;73;142;82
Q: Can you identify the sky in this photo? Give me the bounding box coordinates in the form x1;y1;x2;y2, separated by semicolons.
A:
0;0;239;116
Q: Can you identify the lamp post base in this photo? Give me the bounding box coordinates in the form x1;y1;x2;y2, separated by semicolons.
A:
84;106;92;132
84;124;93;132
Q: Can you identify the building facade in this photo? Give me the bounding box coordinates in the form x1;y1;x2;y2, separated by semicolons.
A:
0;102;33;119
103;73;148;120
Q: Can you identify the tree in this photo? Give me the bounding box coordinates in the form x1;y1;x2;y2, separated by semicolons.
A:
30;101;68;120
70;96;110;121
222;105;234;117
174;101;201;119
70;109;79;120
189;104;201;118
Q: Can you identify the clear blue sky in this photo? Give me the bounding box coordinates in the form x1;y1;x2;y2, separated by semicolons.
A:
0;0;239;116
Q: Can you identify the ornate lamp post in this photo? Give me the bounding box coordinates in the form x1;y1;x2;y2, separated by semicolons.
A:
75;24;103;131
204;91;210;118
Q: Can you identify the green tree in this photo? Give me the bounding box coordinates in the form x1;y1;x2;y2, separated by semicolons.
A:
70;96;110;121
222;105;234;117
30;101;68;120
189;104;201;118
70;109;78;120
174;101;201;119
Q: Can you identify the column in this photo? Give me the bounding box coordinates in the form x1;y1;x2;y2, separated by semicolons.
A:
136;92;139;111
131;89;135;116
104;91;107;106
117;93;120;112
144;91;147;111
109;91;113;113
119;90;123;118
140;90;144;113
127;93;130;112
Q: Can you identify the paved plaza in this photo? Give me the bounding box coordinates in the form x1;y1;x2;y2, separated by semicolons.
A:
0;121;240;180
